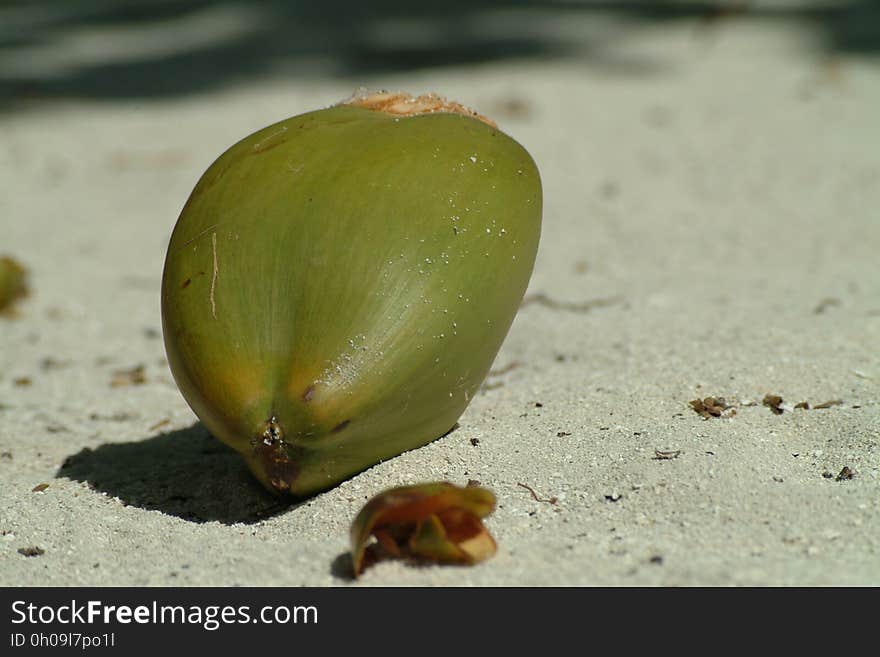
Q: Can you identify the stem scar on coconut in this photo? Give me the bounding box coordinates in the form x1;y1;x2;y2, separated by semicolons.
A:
161;91;542;497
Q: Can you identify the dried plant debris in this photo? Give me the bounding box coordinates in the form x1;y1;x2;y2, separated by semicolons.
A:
350;482;497;577
40;357;70;371
653;449;682;461
31;483;49;493
110;364;147;387
772;397;845;413
18;546;44;557
89;411;138;422
0;256;29;316
836;466;854;481
13;377;32;387
520;292;621;313
795;399;846;410
488;361;521;377
483;361;520;390
762;394;784;415
813;297;841;314
149;418;171;431
516;482;558;505
690;397;734;419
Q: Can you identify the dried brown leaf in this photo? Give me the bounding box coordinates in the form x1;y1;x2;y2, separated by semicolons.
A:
690;397;732;419
762;394;784;415
110;365;147;387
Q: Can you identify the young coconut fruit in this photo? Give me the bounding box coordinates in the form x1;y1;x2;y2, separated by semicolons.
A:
161;92;542;497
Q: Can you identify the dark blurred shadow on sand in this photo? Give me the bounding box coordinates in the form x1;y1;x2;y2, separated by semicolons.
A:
1;0;877;110
56;422;295;524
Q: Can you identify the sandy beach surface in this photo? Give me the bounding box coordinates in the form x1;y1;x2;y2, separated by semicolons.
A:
1;2;878;586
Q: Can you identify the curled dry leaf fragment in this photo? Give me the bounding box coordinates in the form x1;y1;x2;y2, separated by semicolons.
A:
689;397;732;419
762;393;785;414
350;482;497;577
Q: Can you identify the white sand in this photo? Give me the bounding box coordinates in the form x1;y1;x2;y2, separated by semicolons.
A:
1;8;879;585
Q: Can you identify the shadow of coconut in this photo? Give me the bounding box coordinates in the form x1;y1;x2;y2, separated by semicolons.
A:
56;422;294;524
329;552;356;582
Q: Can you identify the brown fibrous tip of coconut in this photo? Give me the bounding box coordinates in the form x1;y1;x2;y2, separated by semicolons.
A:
339;90;497;128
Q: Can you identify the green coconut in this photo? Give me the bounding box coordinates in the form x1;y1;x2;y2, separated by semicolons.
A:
161;92;542;497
